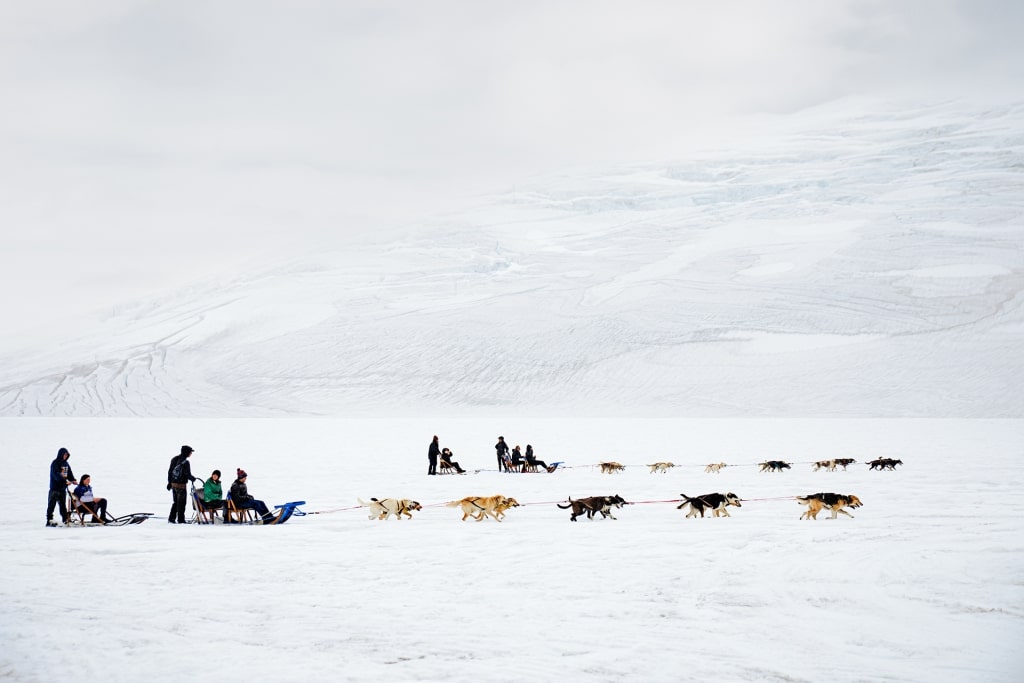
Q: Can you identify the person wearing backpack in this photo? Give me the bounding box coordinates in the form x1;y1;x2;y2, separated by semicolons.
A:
167;445;197;524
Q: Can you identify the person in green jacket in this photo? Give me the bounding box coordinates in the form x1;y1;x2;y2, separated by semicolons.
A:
203;470;226;520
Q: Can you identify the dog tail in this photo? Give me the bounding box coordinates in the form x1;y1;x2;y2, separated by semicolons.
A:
357;497;376;507
445;500;463;507
795;496;810;505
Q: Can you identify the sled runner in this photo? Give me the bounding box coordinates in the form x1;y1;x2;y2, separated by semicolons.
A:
66;490;153;527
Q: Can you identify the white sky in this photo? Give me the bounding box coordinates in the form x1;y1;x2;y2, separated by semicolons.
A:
1;0;1021;335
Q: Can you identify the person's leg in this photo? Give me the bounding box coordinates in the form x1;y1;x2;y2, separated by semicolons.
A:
173;488;187;523
252;499;274;522
46;490;59;524
168;489;177;523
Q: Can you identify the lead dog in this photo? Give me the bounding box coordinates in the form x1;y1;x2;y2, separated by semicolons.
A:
647;462;675;474
557;495;628;521
797;492;863;520
599;461;625;474
704;462;727;474
357;497;422;521
446;495;517;522
677;492;742;518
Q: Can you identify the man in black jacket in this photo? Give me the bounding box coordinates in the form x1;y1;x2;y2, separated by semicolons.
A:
46;447;77;527
495;436;510;472
427;435;440;475
167;445;197;524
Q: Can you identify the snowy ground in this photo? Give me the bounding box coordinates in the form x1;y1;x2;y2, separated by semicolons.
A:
2;418;1022;682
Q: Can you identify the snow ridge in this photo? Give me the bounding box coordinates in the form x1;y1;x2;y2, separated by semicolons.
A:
2;101;1022;417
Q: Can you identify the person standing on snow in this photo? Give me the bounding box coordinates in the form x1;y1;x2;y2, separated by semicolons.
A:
427;435;440;475
46;447;78;527
167;445;197;524
495;436;510;472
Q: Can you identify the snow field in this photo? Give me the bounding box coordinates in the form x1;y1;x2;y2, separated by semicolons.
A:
2;417;1021;682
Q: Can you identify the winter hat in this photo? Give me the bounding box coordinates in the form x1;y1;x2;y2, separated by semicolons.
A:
237;468;247;479
180;445;194;456
57;447;69;459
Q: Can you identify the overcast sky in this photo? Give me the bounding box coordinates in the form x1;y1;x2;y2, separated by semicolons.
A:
1;0;1021;335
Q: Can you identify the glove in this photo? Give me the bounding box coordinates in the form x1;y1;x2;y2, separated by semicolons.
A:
166;483;172;491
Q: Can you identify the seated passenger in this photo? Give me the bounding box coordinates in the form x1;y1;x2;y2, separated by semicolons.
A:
72;474;108;523
524;445;557;473
509;445;524;472
229;469;275;524
202;470;227;517
440;448;466;474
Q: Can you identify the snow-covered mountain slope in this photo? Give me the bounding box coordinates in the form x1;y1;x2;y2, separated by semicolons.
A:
3;101;1022;417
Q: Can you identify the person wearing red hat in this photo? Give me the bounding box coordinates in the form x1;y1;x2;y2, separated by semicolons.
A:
229;469;274;523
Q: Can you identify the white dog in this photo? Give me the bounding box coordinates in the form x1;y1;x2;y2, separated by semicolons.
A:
358;497;422;521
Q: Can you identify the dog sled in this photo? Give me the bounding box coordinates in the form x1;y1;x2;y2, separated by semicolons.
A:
66;489;153;527
189;481;306;525
222;499;306;525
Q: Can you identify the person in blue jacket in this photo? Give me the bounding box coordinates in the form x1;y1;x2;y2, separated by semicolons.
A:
72;474;109;524
46;447;77;527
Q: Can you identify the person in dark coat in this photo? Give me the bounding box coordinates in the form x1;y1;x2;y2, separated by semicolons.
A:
167;445;197;524
229;469;274;523
427;435;440;475
46;447;78;527
509;445;524;473
495;436;510;472
524;444;556;472
440;447;466;474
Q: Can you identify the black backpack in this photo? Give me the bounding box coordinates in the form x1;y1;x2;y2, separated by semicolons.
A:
170;456;188;484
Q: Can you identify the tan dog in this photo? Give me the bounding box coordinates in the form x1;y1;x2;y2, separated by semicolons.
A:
704;462;727;474
812;460;837;472
599;461;625;474
446;495;517;522
647;462;675;473
797;492;863;520
492;496;521;521
358;497;422;521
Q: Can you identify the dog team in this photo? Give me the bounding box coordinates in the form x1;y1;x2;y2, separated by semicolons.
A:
351;436;893;523
357;490;864;522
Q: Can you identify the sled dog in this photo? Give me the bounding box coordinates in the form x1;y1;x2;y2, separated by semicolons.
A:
677;492;742;518
759;460;791;472
797;492;863;520
447;495;518;522
867;458;902;471
704;462;727;474
557;495;628;522
647;462;675;474
598;461;625;474
358;497;422;521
